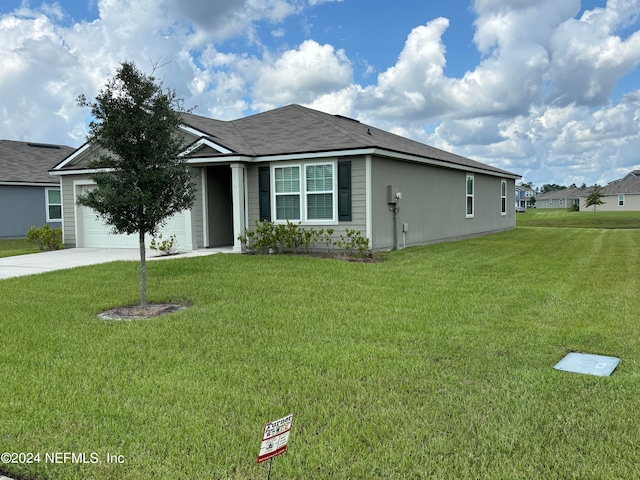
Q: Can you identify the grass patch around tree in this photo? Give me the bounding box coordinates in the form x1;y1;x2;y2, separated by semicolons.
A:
1;227;639;479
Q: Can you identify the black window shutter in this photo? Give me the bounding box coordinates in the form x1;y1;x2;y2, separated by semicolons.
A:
338;161;352;221
258;166;271;221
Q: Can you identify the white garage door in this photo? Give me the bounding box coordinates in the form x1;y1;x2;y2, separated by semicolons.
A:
77;185;191;250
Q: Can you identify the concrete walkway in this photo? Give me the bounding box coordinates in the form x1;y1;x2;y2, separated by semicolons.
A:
0;247;234;280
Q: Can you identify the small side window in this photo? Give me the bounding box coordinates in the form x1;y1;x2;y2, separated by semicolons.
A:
46;188;62;221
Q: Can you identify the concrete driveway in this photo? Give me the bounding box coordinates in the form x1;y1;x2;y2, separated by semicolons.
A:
0;247;233;280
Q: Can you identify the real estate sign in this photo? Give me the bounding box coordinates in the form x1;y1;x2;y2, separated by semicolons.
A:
257;413;293;464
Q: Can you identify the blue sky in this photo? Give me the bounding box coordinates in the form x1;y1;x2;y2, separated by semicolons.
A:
1;0;640;187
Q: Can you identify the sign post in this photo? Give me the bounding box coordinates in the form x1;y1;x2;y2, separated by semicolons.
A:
257;413;293;478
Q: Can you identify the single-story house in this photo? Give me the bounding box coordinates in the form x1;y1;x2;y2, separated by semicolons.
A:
535;187;591;210
51;104;520;252
581;171;640;211
0;140;74;239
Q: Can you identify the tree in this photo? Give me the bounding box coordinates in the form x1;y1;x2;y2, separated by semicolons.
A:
77;61;195;307
584;185;604;214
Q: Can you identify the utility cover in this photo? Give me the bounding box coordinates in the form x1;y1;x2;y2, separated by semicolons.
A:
553;352;620;377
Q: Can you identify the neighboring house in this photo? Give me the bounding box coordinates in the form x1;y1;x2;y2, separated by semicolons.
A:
515;184;535;208
580;171;640;211
0;140;74;239
535;187;591;209
51;104;520;252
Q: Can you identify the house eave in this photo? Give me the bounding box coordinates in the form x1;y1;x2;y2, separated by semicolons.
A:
51;147;520;180
49;167;114;176
0;181;60;187
188;147;520;179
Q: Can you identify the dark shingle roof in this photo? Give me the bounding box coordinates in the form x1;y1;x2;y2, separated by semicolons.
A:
181;105;518;177
536;187;592;200
1;140;74;184
602;174;640;195
57;104;519;178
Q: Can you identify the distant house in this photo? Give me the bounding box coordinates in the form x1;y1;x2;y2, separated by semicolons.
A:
51;104;520;252
0;140;74;239
581;171;640;211
536;187;591;210
515;184;535;208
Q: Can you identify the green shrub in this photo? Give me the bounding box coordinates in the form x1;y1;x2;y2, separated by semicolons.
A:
150;234;177;255
26;225;63;251
238;222;370;257
335;228;371;257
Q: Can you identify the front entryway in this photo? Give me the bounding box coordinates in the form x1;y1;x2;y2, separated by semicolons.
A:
206;166;234;247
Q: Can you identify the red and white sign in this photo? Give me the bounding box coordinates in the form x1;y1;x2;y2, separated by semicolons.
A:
257;413;293;464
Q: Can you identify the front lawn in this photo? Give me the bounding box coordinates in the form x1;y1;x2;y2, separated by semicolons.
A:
0;238;39;258
1;227;639;479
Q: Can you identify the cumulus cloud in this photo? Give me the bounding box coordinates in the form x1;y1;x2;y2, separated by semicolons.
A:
1;0;639;186
252;40;353;110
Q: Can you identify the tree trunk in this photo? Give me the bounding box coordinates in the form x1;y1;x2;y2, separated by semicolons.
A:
139;230;147;307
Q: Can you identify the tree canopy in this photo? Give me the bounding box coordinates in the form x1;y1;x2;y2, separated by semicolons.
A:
584;185;605;213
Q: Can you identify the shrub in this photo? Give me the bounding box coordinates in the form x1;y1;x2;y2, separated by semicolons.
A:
27;225;63;251
335;228;371;257
238;222;370;258
150;234;177;255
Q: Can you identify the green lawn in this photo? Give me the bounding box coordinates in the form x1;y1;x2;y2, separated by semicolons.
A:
0;238;39;258
517;208;640;228
1;227;639;479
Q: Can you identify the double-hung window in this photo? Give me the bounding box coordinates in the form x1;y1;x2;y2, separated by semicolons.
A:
306;164;334;220
273;162;336;223
274;166;301;220
466;174;474;218
619;195;625;207
500;179;507;215
46;188;62;222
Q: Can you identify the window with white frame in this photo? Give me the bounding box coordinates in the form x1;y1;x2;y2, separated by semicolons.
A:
466;174;474;218
306;164;334;220
273;162;336;223
46;188;62;221
501;180;507;215
619;195;625;206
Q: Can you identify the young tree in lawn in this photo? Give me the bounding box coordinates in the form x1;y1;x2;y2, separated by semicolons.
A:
584;185;604;214
77;61;195;307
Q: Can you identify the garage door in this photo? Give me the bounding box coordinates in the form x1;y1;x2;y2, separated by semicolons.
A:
77;185;190;249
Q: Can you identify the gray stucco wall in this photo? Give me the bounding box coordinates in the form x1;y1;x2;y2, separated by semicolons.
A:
0;185;61;239
370;157;515;250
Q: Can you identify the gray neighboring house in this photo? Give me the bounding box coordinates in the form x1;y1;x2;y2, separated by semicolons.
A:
0;140;74;239
51;104;520;252
535;187;591;210
582;171;640;211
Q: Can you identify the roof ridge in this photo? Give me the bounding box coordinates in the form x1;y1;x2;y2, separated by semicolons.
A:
295;105;372;147
226;118;258;156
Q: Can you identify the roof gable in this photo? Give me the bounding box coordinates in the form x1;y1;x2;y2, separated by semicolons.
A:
0;140;74;184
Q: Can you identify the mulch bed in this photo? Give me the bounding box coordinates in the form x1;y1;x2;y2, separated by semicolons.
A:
97;303;189;320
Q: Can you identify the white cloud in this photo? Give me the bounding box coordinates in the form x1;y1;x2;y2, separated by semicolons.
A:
252;39;353;110
1;0;639;187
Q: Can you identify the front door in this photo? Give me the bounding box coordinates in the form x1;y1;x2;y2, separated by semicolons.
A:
207;166;234;247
